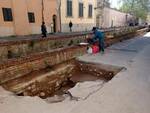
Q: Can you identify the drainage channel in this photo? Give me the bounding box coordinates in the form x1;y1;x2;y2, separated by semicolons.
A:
2;59;123;102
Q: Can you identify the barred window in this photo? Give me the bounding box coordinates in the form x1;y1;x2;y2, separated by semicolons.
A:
67;0;72;17
2;8;13;21
79;2;83;17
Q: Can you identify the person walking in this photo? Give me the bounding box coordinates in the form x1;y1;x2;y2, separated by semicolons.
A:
41;21;47;37
92;27;105;53
69;21;73;32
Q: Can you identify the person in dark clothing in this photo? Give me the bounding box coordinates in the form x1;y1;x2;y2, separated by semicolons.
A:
148;25;150;32
41;22;47;37
69;21;73;32
92;27;105;53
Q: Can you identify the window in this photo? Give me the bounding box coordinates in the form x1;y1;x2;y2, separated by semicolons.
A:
88;4;93;18
28;12;35;23
79;2;83;17
2;8;13;21
67;0;72;17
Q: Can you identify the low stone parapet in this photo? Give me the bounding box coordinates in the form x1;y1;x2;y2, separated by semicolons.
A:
0;32;92;62
0;27;147;62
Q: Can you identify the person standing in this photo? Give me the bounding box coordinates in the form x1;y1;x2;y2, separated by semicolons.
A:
41;22;47;37
69;21;73;32
92;27;105;53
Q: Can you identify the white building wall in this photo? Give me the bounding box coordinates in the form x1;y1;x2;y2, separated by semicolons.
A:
102;7;133;28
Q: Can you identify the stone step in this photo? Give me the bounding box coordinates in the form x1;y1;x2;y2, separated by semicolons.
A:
0;45;87;85
2;63;75;94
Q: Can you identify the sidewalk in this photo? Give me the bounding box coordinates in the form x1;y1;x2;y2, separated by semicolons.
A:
76;33;150;113
0;31;91;42
0;32;150;113
0;26;128;42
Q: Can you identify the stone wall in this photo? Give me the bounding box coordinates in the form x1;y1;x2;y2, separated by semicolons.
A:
0;33;92;62
61;23;94;32
103;7;134;28
0;27;148;87
0;26;147;96
0;27;144;62
0;45;87;84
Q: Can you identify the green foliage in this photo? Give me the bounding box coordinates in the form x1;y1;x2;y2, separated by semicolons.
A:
120;0;150;20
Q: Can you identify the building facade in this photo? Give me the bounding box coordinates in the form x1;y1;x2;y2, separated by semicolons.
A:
96;0;134;28
0;0;59;37
103;7;126;27
146;13;150;24
59;0;96;32
96;5;134;28
96;0;110;27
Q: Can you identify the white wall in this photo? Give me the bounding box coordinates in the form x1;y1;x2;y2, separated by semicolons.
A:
102;7;133;28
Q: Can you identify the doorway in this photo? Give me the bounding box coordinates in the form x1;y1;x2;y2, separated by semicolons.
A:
53;15;57;33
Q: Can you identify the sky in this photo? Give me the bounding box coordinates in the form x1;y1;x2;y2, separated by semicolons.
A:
110;0;122;9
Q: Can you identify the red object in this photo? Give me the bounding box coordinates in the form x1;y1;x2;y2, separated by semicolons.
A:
92;45;99;54
94;41;99;46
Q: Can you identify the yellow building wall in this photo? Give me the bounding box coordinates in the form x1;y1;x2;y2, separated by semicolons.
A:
43;0;59;33
61;0;96;32
27;0;59;34
26;0;42;34
12;0;31;35
0;0;58;37
0;1;14;36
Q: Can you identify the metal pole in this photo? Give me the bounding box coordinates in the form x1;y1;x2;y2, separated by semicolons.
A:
101;0;105;27
59;0;62;32
42;0;44;22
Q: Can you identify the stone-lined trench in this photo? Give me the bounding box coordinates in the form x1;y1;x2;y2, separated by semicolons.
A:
2;59;123;100
0;27;147;104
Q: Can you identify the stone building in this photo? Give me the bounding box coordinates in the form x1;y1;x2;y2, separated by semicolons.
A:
96;0;110;27
96;6;134;28
103;7;134;27
96;0;134;28
147;13;150;24
58;0;96;32
0;0;59;37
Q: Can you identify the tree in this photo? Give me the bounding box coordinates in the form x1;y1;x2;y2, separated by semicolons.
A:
120;0;150;20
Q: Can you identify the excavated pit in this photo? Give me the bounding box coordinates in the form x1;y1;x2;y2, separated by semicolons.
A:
2;59;123;99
